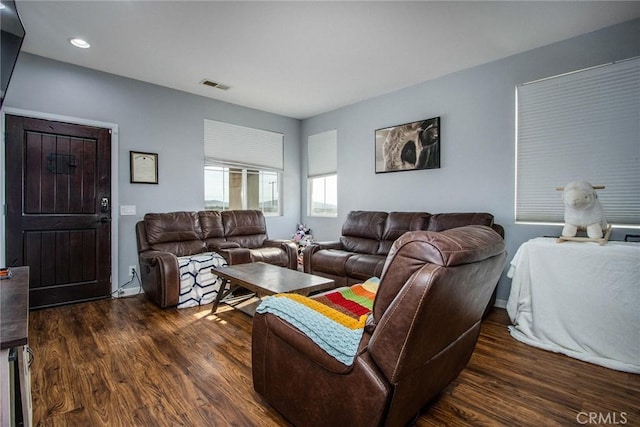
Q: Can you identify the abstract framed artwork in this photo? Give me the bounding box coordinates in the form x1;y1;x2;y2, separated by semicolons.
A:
375;116;440;173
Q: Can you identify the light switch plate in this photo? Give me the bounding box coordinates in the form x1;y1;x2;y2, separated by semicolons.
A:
120;205;136;216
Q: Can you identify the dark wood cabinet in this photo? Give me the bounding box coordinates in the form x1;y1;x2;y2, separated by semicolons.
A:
1;266;32;426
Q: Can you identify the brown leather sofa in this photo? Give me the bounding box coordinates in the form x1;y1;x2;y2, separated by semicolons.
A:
135;210;297;308
252;225;507;426
303;210;504;287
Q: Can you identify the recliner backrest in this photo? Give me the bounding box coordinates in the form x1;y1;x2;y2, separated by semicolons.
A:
377;211;431;255
199;210;227;247
368;225;506;384
142;211;207;256
222;210;268;249
339;211;387;255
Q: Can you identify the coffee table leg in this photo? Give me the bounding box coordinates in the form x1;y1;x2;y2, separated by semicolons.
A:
211;278;229;314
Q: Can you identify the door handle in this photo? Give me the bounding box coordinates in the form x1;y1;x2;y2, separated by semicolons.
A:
101;197;110;213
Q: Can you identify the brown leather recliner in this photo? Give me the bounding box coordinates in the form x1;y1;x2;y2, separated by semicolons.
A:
135;210;297;308
252;225;507;427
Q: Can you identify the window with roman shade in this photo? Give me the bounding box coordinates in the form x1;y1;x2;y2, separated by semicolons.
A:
203;119;284;215
515;57;640;227
308;130;337;217
308;130;337;178
204;119;283;170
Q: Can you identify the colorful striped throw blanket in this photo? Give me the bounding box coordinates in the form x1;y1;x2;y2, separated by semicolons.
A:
313;277;379;319
255;278;379;366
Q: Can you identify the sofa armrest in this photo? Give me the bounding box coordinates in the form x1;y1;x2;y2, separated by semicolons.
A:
302;241;343;273
251;309;389;427
253;311;358;374
263;239;298;269
209;241;242;250
314;240;343;250
216;247;252;265
138;250;180;308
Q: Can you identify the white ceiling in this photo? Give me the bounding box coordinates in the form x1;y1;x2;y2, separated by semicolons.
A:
16;1;640;119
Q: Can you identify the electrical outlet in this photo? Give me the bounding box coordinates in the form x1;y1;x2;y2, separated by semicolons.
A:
128;265;138;278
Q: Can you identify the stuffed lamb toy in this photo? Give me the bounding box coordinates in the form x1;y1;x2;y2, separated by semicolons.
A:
561;180;607;238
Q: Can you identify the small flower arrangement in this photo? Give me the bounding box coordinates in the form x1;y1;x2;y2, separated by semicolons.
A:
292;224;313;262
292;224;312;243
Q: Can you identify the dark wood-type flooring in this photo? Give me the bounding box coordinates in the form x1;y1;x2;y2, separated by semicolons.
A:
29;295;640;426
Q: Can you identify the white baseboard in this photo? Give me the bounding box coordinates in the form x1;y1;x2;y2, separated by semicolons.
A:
494;298;507;309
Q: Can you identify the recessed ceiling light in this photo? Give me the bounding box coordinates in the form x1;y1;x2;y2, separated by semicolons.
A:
69;38;91;49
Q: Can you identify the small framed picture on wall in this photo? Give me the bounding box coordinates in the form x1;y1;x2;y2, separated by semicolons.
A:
130;151;158;184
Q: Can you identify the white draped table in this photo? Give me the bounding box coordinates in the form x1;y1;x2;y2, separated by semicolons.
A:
506;237;640;373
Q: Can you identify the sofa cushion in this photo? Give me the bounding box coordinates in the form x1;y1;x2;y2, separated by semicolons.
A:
377;212;430;255
199;210;225;238
144;211;206;256
222;210;268;248
144;211;202;244
345;254;386;282
340;211;387;255
199;210;228;248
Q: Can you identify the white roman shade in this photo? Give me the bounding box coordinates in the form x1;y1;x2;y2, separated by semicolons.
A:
308;130;337;178
204;119;284;170
516;57;640;226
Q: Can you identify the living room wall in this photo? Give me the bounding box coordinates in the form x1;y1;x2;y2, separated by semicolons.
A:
300;18;640;302
2;19;638;303
2;54;301;290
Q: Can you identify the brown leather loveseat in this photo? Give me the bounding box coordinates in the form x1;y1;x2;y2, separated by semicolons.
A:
135;210;297;308
253;225;507;426
303;210;504;287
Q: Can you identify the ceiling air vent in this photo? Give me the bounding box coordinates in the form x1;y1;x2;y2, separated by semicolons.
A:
200;79;230;91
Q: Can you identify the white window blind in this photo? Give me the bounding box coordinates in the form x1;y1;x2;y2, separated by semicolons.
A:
204;119;284;171
516;57;640;226
308;130;337;177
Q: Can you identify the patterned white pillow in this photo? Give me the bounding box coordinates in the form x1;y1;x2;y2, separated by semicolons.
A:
177;252;228;309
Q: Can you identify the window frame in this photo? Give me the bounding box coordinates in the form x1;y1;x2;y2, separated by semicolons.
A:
307;173;337;218
204;164;282;216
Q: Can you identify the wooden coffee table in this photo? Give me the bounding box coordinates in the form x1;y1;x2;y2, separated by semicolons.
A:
210;262;335;315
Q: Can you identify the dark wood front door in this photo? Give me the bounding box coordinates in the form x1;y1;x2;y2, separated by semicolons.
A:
5;115;112;309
